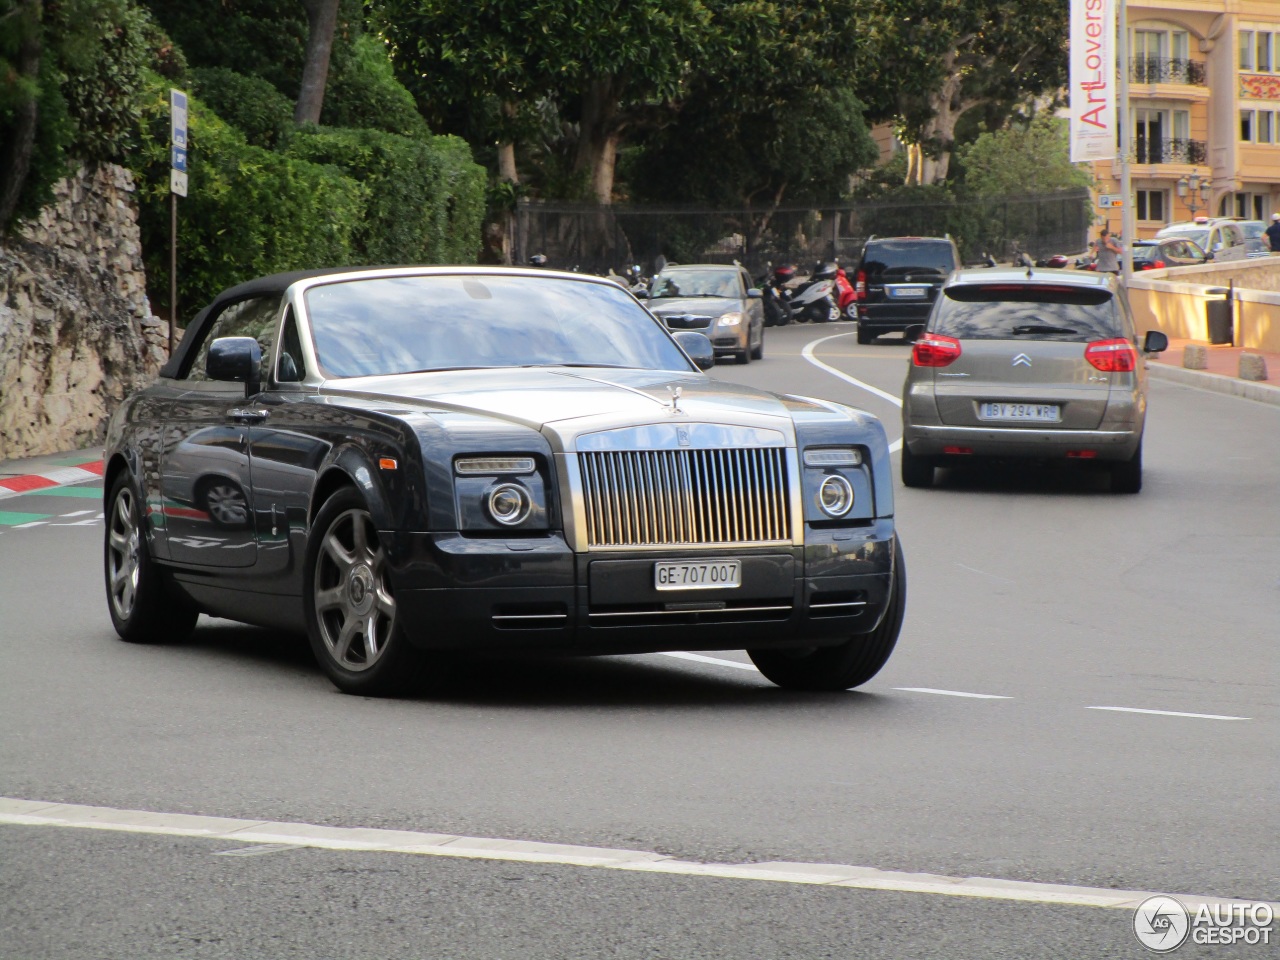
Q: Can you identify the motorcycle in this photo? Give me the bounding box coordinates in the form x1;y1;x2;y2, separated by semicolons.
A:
834;263;856;320
788;260;842;323
758;263;797;327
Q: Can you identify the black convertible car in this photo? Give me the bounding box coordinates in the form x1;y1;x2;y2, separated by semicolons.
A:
104;267;904;695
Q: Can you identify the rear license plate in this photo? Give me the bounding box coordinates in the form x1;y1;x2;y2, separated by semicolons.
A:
655;560;742;590
978;402;1061;422
887;286;928;298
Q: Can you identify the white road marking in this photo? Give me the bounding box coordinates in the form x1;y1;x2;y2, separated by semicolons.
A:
657;651;758;671
215;843;308;857
13;521;47;528
800;332;904;453
2;798;1273;913
1088;706;1251;721
801;333;903;407
60;510;95;518
954;563;1016;584
894;687;1014;700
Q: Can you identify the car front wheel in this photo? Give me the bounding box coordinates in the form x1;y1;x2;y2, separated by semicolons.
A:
104;473;198;643
304;487;431;695
748;537;906;691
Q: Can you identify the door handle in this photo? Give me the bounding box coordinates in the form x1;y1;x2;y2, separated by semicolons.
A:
228;408;270;424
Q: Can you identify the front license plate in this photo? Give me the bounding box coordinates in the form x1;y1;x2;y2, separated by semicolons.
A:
655;560;742;590
978;402;1061;422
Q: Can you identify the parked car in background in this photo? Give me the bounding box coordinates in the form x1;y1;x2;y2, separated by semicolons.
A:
1156;218;1250;262
900;267;1168;493
1130;237;1209;270
852;236;961;344
1232;220;1271;257
643;263;765;364
104;265;906;695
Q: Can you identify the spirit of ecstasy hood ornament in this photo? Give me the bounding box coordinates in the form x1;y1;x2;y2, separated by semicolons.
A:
667;385;684;415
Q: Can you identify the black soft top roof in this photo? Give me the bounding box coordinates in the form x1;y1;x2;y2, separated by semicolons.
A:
159;267;362;379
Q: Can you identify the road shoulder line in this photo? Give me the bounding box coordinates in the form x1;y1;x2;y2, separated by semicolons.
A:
2;797;1273;913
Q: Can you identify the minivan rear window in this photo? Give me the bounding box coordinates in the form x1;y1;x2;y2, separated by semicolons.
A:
932;284;1119;341
861;241;956;278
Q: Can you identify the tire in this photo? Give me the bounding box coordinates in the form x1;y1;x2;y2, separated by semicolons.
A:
749;537;906;691
751;330;764;361
104;472;198;644
900;445;934;488
304;486;432;695
1111;440;1143;493
856;324;872;344
826;304;841;322
736;343;752;364
844;302;859;321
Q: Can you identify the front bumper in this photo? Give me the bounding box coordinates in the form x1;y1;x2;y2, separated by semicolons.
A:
384;520;896;654
904;424;1140;460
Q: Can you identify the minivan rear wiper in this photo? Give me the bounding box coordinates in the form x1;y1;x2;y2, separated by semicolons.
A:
1011;324;1079;335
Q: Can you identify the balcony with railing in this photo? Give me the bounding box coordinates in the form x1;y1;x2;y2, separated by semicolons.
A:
1134;137;1207;165
1130;57;1207;85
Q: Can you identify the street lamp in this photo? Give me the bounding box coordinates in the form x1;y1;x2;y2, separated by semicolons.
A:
1176;171;1210;218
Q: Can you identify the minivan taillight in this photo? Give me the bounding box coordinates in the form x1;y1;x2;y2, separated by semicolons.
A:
912;333;962;367
854;270;867;301
1084;338;1137;372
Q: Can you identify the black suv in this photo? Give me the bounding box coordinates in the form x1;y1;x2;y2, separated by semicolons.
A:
852;236;960;344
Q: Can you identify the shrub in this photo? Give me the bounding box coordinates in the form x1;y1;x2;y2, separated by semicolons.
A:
131;74;363;320
191;67;293;149
287;126;485;265
322;34;428;138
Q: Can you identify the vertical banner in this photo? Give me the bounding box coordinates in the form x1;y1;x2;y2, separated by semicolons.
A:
1070;0;1117;162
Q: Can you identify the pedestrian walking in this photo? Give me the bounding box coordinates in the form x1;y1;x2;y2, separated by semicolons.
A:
1265;213;1280;253
1095;227;1122;274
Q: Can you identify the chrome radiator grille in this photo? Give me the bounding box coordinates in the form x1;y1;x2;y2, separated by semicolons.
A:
578;448;791;547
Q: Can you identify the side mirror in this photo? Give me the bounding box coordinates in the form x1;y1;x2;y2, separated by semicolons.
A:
206;336;262;397
746;288;764;299
672;331;715;370
1143;330;1169;354
634;289;649;299
904;324;926;343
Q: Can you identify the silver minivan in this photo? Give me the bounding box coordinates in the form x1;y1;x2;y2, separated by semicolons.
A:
900;268;1168;492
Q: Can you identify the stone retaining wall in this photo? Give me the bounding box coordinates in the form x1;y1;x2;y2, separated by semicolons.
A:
1128;258;1280;353
0;164;167;460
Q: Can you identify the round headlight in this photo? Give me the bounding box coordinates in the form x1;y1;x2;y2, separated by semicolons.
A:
817;475;854;517
487;483;532;526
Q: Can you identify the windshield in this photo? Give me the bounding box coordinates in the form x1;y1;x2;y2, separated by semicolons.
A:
651;270;741;299
304;274;695;378
932;285;1119;341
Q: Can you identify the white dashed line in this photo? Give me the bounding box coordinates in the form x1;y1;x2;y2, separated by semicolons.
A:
60;510;95;518
894;687;1013;700
1088;706;1251;721
13;521;47;528
657;651;759;672
2;798;1273;913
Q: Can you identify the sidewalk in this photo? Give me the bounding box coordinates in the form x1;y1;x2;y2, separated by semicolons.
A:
1147;337;1280;406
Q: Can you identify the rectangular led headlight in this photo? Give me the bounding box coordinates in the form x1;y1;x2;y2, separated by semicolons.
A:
455;456;536;475
803;448;862;468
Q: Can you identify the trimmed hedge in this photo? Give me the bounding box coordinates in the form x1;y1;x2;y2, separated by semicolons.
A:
287;126;485;266
191;67;293;149
322;34;428;138
132;73;363;320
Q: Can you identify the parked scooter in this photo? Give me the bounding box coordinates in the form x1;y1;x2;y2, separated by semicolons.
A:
758;263;797;327
789;260;842;323
834;263;856;320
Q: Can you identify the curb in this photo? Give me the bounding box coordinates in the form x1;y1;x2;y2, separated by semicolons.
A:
1146;363;1280;407
0;460;104;500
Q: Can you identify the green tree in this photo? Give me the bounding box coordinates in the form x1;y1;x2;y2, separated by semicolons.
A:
855;0;1068;185
956;114;1092;197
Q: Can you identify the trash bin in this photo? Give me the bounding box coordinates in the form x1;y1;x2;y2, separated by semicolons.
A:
1205;287;1233;345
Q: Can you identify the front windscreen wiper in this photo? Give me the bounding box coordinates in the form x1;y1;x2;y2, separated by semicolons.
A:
1011;324;1079;335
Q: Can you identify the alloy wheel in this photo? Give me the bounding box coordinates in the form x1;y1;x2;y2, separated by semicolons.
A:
107;487;141;620
313;508;396;672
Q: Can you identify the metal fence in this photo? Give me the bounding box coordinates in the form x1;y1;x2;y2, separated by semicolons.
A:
512;189;1093;278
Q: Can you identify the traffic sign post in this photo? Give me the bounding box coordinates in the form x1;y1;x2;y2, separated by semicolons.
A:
169;89;188;354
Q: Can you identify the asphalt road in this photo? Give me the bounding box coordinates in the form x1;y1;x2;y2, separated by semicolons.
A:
2;322;1277;959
